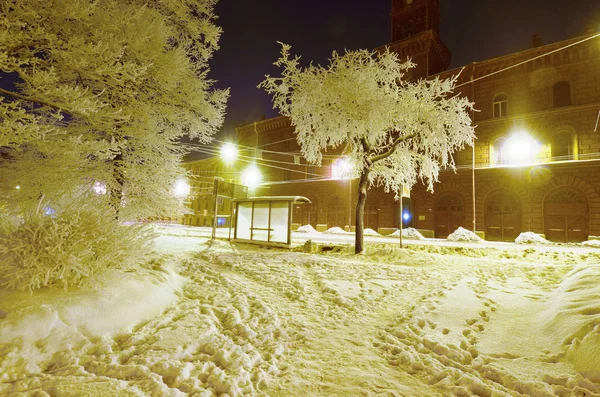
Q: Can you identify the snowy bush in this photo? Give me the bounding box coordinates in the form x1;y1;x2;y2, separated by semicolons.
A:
515;232;551;245
0;208;154;291
447;227;483;243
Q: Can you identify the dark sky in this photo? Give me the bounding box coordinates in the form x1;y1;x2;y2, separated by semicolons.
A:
209;0;600;140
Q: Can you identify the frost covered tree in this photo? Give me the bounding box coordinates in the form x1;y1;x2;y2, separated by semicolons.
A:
261;44;475;253
0;0;228;219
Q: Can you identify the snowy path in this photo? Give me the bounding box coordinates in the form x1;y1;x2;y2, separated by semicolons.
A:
1;236;600;396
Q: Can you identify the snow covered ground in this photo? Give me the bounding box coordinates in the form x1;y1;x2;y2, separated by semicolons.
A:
1;226;600;396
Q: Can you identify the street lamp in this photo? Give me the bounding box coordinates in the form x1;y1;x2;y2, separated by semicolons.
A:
242;164;262;189
220;142;238;165
504;131;541;165
332;157;354;231
173;178;190;198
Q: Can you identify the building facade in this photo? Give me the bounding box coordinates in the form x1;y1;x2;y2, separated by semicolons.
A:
185;0;600;242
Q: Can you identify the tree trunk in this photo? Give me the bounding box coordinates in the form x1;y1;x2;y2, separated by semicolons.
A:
110;151;124;220
354;165;370;254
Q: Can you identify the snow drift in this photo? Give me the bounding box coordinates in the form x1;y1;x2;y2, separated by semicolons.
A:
447;227;483;243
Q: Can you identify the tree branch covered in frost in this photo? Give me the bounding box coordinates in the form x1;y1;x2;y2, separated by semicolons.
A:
259;44;475;195
0;0;228;219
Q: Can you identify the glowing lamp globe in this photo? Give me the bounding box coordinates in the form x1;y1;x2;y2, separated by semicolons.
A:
242;165;262;188
173;179;190;198
220;143;238;165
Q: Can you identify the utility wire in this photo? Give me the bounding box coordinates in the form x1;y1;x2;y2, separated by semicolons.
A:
184;144;325;178
184;143;330;168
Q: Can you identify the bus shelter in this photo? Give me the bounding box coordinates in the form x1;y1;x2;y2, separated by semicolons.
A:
233;196;310;246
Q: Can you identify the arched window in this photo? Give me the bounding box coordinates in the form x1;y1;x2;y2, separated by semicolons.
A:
493;93;508;118
552;130;577;161
490;136;507;165
553;81;571;107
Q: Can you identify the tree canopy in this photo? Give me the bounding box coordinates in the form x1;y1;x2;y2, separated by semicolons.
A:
0;0;228;219
261;44;475;253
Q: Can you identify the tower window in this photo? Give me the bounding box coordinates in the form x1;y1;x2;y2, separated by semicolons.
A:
553;81;571;108
493;93;508;118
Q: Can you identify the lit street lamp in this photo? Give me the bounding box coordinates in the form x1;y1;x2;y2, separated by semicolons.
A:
504;131;541;165
220;142;238;165
242;164;262;189
173;178;190;198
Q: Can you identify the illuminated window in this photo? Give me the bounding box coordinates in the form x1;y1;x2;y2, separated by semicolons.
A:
553;81;571;107
493;93;508;118
491;132;541;165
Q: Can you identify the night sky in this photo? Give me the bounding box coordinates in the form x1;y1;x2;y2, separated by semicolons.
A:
209;0;600;140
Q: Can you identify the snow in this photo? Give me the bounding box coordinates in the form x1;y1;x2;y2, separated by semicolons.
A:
581;239;600;247
516;231;552;245
447;226;483;242
363;228;380;236
295;224;319;233
2;226;600;396
389;227;426;240
323;226;349;234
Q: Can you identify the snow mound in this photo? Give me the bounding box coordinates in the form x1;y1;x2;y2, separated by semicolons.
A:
324;227;348;234
515;232;551;245
296;224;319;233
0;260;185;367
581;239;600;247
447;227;483;242
542;265;600;382
363;228;380;236
389;227;425;240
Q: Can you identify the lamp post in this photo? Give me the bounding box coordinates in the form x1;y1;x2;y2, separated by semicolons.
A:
173;178;190;225
333;157;354;231
219;142;241;240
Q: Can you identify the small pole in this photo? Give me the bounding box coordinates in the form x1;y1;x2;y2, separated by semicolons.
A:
399;187;404;249
212;178;219;240
228;200;233;241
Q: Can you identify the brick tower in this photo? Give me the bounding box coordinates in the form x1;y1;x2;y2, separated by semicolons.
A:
386;0;451;79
